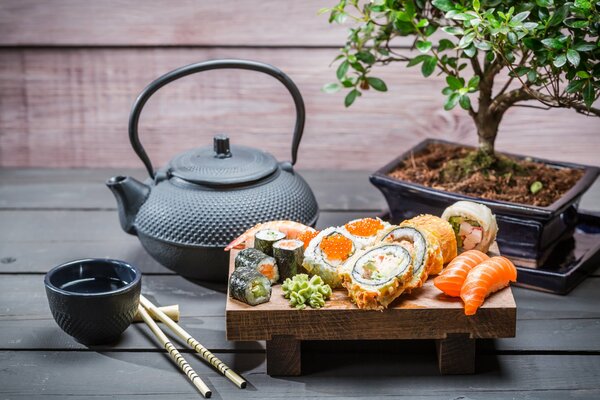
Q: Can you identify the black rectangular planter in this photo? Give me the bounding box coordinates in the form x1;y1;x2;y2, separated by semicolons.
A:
370;139;599;268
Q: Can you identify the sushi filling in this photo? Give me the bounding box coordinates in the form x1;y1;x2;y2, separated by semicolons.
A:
448;216;483;250
381;228;426;281
257;261;276;282
352;245;410;286
248;280;269;302
255;229;286;242
345;218;384;238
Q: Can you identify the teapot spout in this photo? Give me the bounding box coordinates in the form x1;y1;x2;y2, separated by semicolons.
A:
106;176;150;235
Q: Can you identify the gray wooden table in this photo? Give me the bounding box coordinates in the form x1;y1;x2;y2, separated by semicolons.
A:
1;168;599;399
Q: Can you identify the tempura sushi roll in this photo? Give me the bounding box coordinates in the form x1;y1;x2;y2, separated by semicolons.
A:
229;267;272;306
339;243;413;310
254;229;286;256
302;227;358;288
235;248;279;284
273;239;304;281
377;225;443;287
442;201;498;253
343;217;389;249
400;214;457;264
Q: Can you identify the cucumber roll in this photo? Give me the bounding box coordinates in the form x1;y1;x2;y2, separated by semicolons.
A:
378;225;445;285
441;201;498;253
235;248;279;284
229;267;271;306
273;239;304;281
303;227;358;288
254;229;286;256
339;243;413;310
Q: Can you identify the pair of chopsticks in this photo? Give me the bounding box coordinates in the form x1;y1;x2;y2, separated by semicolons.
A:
137;295;246;398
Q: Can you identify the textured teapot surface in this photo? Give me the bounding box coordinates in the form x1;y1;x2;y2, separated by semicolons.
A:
134;168;319;247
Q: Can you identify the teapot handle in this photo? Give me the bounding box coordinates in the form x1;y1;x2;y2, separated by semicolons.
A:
128;59;306;179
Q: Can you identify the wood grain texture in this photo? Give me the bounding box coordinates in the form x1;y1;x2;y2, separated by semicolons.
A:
226;250;517;342
1;48;599;170
266;335;301;376
0;0;346;47
436;333;475;374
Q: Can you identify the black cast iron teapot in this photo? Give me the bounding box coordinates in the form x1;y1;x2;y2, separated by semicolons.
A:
107;59;319;281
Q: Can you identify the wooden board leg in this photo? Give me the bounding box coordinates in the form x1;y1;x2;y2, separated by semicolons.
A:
435;333;475;375
266;335;301;376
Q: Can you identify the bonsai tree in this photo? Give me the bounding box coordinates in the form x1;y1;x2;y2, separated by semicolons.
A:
321;0;599;160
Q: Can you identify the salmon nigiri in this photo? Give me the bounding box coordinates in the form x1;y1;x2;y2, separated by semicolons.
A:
433;250;489;297
460;256;517;315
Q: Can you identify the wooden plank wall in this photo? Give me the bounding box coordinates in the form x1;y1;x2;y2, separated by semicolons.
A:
0;0;598;170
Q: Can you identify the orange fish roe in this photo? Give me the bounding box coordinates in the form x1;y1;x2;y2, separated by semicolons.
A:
319;233;353;261
298;230;319;249
345;218;384;237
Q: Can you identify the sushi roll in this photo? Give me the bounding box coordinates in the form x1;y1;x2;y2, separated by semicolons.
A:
377;225;444;287
343;217;389;249
441;201;498;253
235;248;279;284
400;214;457;264
229;267;272;306
273;239;304;281
339;243;413;310
302;227;358;288
254;229;286;256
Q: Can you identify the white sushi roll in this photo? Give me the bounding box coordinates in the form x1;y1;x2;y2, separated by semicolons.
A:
302;227;358;288
342;217;391;249
441;201;498;253
339;243;413;310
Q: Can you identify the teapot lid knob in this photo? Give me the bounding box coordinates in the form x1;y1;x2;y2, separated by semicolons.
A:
213;135;232;158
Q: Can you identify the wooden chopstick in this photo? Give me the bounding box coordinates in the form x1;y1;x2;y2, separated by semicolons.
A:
139;295;247;389
137;305;212;398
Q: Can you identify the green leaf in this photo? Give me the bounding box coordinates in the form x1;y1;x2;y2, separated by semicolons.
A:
344;89;360;107
553;54;567;68
530;181;543;195
547;5;570;27
511;11;530;23
576;71;590;79
432;0;455;12
322;82;341;94
442;87;454;95
366;77;388;92
446;75;463;90
444;92;460;110
507;32;517;45
356;51;376;65
395;11;412;22
468;76;480;89
527;70;537;83
523;38;543;51
459;95;471;110
574;42;596;52
407;54;429;67
541;38;564;50
421;56;437;77
458;32;476;48
566;49;580;67
416;40;433;53
336;61;349;80
535;0;553;7
574;0;592;10
442;26;464;35
583;83;595;108
564;19;589;28
438;39;455;52
463;45;477;58
565;79;585;93
350;62;366;73
474;40;492;51
416;19;429;28
473;0;480;12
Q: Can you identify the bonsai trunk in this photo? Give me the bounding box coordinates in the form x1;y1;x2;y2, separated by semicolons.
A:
475;111;502;156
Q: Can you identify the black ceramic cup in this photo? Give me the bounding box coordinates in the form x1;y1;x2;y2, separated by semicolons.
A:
44;258;142;345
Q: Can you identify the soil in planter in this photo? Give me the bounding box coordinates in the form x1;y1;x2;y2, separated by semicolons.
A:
388;143;583;207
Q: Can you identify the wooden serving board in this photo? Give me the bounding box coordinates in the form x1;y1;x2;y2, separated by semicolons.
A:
226;246;516;376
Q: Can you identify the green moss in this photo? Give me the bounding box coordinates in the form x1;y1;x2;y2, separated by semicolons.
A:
440;150;528;182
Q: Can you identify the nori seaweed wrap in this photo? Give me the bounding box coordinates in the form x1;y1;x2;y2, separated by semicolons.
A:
235;248;279;284
254;229;286;256
273;239;304;281
229;267;272;306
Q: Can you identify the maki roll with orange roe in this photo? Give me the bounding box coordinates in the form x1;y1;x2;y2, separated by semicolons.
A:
302;227;357;288
343;217;389;249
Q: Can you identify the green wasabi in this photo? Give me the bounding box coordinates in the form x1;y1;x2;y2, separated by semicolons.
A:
282;274;332;310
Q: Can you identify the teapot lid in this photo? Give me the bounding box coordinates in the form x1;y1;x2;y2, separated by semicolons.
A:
167;135;279;186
